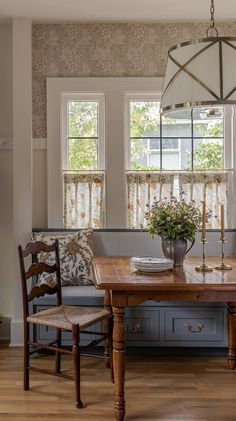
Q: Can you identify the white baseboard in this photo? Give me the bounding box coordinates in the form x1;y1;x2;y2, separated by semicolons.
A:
10;319;23;347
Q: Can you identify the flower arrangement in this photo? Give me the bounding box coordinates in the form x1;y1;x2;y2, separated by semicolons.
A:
146;194;202;241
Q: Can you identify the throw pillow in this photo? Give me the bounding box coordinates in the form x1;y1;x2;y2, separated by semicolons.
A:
31;229;94;287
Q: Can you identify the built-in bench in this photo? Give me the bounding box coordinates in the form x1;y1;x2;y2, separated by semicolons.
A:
32;229;236;348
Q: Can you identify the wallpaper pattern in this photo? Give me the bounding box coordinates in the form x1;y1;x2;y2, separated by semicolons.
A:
32;22;236;138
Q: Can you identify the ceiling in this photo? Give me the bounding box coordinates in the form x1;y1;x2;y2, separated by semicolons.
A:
0;0;236;23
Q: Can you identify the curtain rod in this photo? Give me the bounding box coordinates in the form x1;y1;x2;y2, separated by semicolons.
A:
126;169;233;173
63;170;105;173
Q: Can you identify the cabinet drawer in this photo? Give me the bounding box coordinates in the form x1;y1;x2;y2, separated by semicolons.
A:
125;308;160;342
164;308;225;343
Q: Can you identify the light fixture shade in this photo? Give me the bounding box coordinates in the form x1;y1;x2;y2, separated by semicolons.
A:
161;37;236;113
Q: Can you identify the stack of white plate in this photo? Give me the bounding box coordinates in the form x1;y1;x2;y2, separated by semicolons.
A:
131;257;174;273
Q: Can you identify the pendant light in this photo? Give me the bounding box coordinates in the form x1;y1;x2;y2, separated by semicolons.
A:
161;0;236;113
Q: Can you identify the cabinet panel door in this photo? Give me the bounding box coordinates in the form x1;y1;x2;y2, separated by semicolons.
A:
164;308;225;343
125;308;160;342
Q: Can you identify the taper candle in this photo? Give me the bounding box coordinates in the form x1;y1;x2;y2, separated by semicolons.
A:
201;200;206;241
221;204;225;239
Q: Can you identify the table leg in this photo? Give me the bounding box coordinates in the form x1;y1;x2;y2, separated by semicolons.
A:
227;302;236;370
112;293;126;421
104;290;111;368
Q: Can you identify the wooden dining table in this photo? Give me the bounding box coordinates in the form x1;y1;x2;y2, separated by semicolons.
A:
92;256;236;421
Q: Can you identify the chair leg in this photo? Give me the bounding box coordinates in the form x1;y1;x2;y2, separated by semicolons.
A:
55;328;61;374
72;324;83;408
24;323;30;391
103;317;110;368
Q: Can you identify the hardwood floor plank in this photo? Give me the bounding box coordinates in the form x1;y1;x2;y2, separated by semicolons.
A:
1;346;236;420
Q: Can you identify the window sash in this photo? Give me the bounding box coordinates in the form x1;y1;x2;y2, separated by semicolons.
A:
127;99;225;171
61;93;105;172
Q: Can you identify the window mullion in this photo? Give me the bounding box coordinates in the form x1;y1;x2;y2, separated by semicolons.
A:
160;112;163;170
191;107;194;172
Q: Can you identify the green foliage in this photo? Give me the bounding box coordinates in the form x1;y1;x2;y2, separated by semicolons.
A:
195;120;223;137
147;196;201;241
194;142;223;170
68;139;97;170
130;102;160;137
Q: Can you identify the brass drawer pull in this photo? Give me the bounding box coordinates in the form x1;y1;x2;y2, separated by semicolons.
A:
184;322;204;333
125;323;141;333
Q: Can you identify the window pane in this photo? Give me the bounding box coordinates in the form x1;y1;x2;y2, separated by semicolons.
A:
130;101;160;137
162;109;191;137
162;138;191;170
68;139;98;170
193;107;223;137
68;101;98;137
162;138;179;149
150;138;160;149
193;138;224;170
130;138;160;170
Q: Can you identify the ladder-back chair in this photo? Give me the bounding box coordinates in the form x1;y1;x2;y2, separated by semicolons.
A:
18;240;113;408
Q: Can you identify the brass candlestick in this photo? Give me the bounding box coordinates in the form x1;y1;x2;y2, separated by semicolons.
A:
215;238;232;270
195;239;213;272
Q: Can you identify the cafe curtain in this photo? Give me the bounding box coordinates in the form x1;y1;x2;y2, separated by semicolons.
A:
127;172;174;228
63;171;105;228
179;172;230;228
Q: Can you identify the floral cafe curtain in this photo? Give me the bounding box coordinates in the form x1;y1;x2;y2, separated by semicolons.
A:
64;172;105;229
127;172;174;228
179;172;230;228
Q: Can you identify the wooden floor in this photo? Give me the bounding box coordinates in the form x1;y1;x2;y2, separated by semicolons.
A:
1;346;236;421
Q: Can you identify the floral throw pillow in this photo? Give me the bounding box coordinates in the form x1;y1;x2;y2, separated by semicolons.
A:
31;229;94;287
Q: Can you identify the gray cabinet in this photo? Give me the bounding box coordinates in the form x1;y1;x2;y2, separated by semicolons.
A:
32;301;227;348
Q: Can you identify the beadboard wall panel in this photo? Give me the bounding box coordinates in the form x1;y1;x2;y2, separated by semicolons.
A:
34;230;236;257
93;231;236;257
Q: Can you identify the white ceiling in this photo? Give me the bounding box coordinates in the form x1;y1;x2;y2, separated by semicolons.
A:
0;0;236;23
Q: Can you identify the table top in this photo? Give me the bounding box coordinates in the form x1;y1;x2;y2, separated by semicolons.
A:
92;256;236;291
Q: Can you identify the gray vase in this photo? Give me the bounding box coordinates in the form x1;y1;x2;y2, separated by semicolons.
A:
161;238;194;267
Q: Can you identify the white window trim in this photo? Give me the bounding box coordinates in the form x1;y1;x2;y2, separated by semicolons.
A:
47;77;163;228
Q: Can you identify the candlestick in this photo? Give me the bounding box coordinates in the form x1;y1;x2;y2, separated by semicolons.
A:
201;200;206;241
220;204;225;240
195;239;213;273
215;238;232;270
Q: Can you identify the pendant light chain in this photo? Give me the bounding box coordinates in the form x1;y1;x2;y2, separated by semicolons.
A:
210;0;215;29
206;0;219;37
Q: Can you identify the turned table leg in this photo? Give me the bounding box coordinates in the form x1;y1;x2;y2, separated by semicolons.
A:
104;290;112;368
227;302;236;370
112;292;126;421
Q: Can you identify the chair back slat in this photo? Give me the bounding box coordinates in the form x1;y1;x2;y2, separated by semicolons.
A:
18;240;62;320
22;241;57;258
28;284;58;301
26;262;58;279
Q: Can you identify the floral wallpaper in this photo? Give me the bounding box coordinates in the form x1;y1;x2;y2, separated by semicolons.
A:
32;22;236;138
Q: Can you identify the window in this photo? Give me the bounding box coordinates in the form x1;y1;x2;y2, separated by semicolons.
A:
126;95;232;229
47;78;234;230
62;94;105;228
